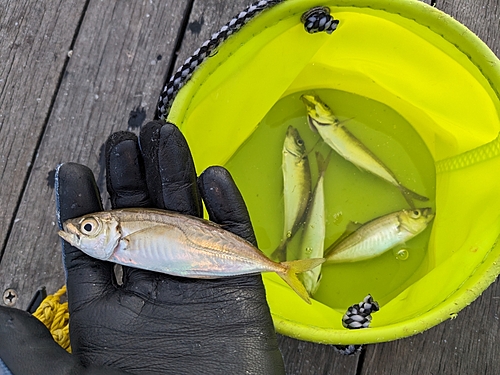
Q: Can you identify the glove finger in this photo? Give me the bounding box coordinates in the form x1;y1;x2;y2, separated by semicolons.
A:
105;130;159;287
0;306;129;375
139;120;202;217
198;166;257;246
106;131;151;208
55;163;115;309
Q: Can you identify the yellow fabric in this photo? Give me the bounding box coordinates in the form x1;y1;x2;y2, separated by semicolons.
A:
167;0;500;344
33;286;71;353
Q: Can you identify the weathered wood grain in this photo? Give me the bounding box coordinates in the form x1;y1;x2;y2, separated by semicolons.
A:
439;0;499;57
173;0;247;74
361;280;500;374
277;335;361;375
0;1;87;258
0;0;191;309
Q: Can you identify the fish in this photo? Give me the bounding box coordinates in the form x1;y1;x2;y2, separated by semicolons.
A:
300;94;428;208
298;151;331;296
325;207;434;263
58;207;325;304
271;125;312;262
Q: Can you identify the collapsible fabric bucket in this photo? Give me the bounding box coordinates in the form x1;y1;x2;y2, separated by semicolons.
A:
157;0;500;344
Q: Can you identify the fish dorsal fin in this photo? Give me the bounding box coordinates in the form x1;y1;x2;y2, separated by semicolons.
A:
345;220;363;233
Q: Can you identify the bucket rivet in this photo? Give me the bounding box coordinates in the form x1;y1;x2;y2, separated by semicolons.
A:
3;288;18;306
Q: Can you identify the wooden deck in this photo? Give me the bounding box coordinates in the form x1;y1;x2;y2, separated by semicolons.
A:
0;1;499;373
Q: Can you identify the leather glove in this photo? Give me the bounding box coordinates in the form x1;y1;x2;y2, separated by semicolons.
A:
0;121;285;375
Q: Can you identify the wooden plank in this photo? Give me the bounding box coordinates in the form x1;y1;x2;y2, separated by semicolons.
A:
361;1;500;374
173;0;248;74
361;279;500;374
439;0;499;57
0;0;87;256
0;0;191;309
278;335;360;375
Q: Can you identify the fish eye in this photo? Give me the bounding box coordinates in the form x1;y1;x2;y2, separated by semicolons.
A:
296;139;304;146
410;210;421;219
80;217;100;235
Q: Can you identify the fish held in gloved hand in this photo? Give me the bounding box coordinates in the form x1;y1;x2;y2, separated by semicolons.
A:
58;207;324;303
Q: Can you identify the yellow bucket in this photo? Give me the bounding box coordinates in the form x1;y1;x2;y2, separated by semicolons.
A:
162;0;500;344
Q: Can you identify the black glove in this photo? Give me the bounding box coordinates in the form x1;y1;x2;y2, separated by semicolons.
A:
0;121;285;375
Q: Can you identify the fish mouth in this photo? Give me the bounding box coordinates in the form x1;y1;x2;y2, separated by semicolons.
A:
300;94;316;109
418;207;435;223
421;207;434;217
58;222;80;247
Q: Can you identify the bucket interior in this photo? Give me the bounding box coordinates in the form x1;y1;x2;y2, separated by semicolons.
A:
167;0;500;344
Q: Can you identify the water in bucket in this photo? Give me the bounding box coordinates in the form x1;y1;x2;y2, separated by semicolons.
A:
225;88;436;311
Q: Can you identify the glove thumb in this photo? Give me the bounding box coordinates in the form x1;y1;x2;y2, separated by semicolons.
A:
0;306;128;375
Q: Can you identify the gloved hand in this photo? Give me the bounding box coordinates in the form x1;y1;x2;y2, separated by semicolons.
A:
0;121;285;375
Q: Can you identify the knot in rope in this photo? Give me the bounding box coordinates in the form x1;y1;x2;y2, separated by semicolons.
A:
342;294;380;329
334;294;379;355
301;7;339;34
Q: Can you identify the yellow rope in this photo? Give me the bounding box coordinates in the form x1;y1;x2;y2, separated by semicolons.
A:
33;285;71;353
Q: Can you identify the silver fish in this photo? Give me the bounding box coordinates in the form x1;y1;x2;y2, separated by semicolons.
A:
325;208;434;263
58;208;325;303
272;125;311;261
300;94;428;208
298;151;330;296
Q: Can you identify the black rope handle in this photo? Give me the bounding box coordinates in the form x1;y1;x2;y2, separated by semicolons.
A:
157;0;284;120
156;1;339;120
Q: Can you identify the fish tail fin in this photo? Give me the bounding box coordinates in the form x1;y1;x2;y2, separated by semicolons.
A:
278;258;325;304
398;184;429;208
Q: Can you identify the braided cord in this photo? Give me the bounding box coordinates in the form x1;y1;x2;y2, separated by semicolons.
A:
33;285;71;353
301;6;339;34
335;294;380;355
